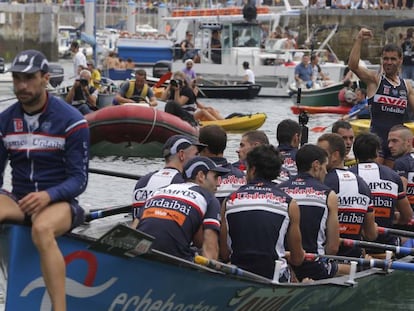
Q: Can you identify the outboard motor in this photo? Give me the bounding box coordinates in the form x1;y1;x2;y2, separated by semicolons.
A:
153;60;172;78
48;63;64;88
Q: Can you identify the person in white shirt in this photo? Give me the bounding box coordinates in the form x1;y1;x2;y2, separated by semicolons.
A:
70;40;87;78
242;61;255;84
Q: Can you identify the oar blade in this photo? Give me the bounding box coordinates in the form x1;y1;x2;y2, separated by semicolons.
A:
154;71;172;88
311;126;328;133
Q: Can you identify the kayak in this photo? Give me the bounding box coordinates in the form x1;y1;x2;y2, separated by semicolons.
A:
350;119;414;136
291;105;351;115
199;113;267;132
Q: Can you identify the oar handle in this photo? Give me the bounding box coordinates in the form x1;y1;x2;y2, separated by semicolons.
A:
85;204;131;222
89;167;141;180
341;238;414;256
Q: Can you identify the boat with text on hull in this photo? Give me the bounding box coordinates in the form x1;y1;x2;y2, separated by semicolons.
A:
85;104;198;158
2;214;414;310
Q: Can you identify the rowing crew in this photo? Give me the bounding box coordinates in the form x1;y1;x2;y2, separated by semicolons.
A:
130;120;414;283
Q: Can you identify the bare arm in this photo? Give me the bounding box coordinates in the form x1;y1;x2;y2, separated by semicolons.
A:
406;80;414;111
361;211;378;241
219;200;231;262
325;191;340;255
286;199;305;266
396;196;413;225
348;28;380;97
202;228;219;260
148;96;158;107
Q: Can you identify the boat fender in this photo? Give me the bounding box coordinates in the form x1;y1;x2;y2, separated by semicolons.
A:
225;112;248;119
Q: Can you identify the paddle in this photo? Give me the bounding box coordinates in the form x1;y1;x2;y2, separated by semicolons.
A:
194;255;272;284
310;107;364;133
378;226;414;238
85;204;132;222
153;72;172;88
89;167;142;180
341;238;414;256
304;253;414;272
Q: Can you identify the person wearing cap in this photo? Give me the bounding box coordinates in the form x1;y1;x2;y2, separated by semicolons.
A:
86;59;101;90
242;61;255;84
131;134;206;229
182;59;196;84
137;156;229;260
113;69;157;106
220;145;305;280
65;69;99;115
70;40;87;77
162;71;198;127
199;125;246;203
0;50;89;311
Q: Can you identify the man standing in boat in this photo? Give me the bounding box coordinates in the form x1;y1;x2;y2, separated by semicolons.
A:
137;156;229;260
0;50;89;311
113;69;158;106
131;134;206;228
348;27;414;168
242;61;255;84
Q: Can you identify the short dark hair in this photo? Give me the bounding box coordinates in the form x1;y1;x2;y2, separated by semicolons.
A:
296;144;328;173
242;61;249;69
199;125;227;155
332;120;352;133
135;69;147;78
317;133;346;160
353;133;381;162
243;130;269;145
276;119;300;145
246;144;282;180
382;43;403;58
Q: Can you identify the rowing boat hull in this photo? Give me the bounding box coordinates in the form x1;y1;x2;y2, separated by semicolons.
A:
199;113;267;132
2;216;414;310
350;119;414;136
197;84;262;99
85;105;198;157
291;105;351;115
289;82;344;107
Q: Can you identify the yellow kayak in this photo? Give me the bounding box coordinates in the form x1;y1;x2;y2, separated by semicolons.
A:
199;113;267;132
350;119;414;136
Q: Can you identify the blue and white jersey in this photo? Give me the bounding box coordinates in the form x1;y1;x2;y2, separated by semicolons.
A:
132;167;185;219
394;153;414;208
224;178;291;279
279;173;331;255
138;182;220;260
0;94;89;201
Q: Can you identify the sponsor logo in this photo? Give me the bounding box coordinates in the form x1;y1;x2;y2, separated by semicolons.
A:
20;251;117;311
13;118;24;132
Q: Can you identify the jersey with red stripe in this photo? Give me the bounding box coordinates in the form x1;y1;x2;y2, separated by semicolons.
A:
137;182;220;260
394;153;414;208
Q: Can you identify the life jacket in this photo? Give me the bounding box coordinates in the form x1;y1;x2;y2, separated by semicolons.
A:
125;81;148;99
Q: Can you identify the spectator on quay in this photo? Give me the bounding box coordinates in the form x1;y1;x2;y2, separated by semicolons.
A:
401;28;414;80
70;40;87;77
220;145;304;280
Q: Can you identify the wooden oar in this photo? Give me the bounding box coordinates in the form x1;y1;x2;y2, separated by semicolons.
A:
194;255;272;284
89;167;142;180
305;253;414;272
378;226;414;238
341;238;414;256
85;204;132;222
310;107;364;133
153;72;172;88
